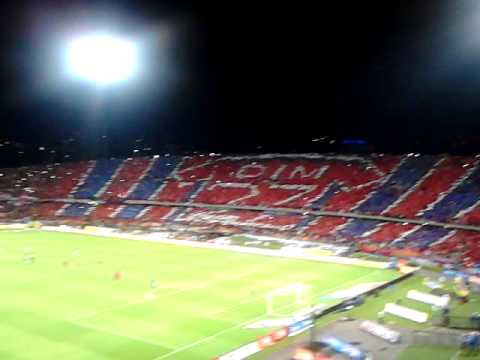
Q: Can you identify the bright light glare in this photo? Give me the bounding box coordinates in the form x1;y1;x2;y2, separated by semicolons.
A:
66;34;138;85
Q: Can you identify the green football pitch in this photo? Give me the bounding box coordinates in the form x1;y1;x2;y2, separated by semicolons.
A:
0;230;399;360
397;345;480;360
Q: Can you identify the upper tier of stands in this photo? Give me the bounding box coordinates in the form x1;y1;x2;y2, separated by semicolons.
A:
1;153;479;265
2;154;477;221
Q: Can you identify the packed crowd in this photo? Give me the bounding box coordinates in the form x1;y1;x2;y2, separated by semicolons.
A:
0;153;479;266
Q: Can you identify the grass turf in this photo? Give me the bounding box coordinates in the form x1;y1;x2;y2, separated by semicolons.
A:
253;274;480;359
0;230;398;360
396;346;459;360
346;275;480;330
397;346;480;360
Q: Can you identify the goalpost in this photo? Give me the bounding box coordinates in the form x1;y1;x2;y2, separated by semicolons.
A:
266;283;313;318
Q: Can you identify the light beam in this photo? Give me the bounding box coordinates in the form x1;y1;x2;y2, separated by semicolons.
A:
66;34;138;85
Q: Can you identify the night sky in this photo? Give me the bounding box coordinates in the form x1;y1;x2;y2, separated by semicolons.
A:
2;1;480;165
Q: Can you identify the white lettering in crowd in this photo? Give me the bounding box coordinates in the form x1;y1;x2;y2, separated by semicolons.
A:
288;165;328;180
204;182;260;205
174;159;214;181
207;182;251;191
270;184;317;206
236;164;266;179
227;184;260;204
270;164;288;180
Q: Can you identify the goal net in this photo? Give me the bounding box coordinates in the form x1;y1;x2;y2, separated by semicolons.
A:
266;283;313;318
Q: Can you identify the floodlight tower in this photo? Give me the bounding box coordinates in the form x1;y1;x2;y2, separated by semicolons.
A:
65;33;140;158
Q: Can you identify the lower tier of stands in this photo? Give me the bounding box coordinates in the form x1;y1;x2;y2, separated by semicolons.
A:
24;201;480;267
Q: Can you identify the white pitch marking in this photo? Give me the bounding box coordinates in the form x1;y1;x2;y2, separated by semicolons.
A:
207;268;384;318
153;269;386;360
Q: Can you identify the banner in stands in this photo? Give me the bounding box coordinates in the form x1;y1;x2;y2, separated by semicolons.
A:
216;318;312;359
288;317;314;337
359;321;400;343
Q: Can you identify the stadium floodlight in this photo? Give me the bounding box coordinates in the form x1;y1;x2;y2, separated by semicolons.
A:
66;34;138;85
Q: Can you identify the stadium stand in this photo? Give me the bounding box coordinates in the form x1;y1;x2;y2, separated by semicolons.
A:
34;202;66;218
353;156;438;214
62;203;94;217
305;217;349;238
139;206;175;222
101;157;153;200
364;223;416;243
423;162;480;222
115;204;147;219
154;180;196;202
89;204;122;219
385;157;474;218
127;156;180;200
2;153;480;265
73;159;124;199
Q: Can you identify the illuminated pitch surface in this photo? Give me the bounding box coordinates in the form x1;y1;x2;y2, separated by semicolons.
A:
0;231;398;360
